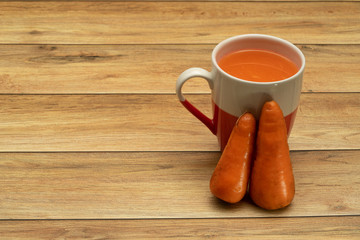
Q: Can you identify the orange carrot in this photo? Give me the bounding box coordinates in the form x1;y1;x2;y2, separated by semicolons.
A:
210;112;256;203
249;100;295;210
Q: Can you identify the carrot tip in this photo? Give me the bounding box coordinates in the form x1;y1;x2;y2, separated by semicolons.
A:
236;112;255;126
263;100;279;110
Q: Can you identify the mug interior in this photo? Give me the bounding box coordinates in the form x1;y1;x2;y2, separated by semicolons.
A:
213;34;305;78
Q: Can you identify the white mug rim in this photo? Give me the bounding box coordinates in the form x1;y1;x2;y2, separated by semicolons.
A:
212;34;306;85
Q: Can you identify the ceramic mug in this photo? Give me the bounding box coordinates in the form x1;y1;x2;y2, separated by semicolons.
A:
176;34;305;151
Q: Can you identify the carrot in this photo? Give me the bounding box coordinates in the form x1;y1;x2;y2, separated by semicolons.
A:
249;100;295;210
210;112;256;203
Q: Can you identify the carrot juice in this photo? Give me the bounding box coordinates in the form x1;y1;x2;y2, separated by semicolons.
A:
218;49;298;82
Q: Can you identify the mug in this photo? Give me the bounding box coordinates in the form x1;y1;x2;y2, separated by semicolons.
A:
176;34;305;151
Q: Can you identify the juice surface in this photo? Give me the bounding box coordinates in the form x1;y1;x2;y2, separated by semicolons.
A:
218;49;298;82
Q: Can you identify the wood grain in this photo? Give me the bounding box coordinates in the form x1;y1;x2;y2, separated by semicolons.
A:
0;2;359;44
0;151;359;219
0;44;359;94
0;216;359;239
0;93;358;152
0;0;358;238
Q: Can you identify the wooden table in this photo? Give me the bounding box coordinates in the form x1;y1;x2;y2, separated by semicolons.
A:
0;1;359;239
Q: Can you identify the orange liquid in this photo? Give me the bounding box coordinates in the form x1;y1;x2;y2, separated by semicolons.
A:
218;49;298;82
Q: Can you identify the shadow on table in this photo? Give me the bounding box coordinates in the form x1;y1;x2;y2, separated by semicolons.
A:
210;193;294;215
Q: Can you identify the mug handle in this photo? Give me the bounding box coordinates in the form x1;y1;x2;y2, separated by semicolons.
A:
176;68;216;135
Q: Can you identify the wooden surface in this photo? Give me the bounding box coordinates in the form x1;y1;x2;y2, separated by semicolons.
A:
1;2;359;44
1;151;359;219
1;44;359;94
0;1;359;239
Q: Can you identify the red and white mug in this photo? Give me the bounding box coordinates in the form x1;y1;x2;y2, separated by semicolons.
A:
176;34;305;151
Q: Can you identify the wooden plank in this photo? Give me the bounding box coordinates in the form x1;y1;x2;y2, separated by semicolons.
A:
0;44;358;94
0;2;359;44
0;151;359;219
0;217;359;239
291;93;360;150
0;93;358;152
